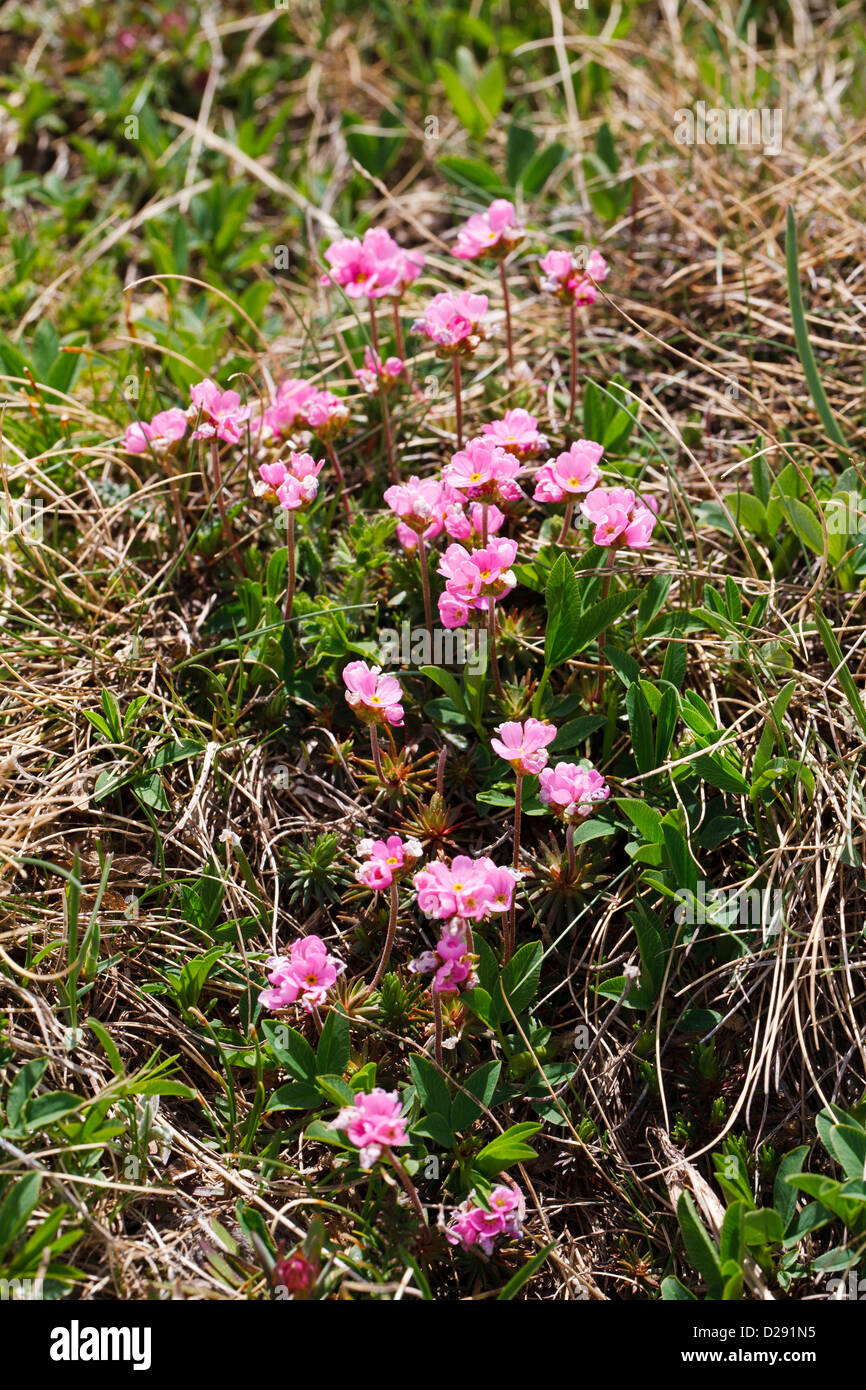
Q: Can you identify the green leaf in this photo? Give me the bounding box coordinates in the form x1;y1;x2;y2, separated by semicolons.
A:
475;1122;541;1176
677;1191;722;1298
551;589;638;671
626;682;655;774
660;1275;697;1300
266;1080;323;1111
785;206;848;458
774;1145;809;1231
435;61;487;136
315;1009;350;1077
451;1060;501;1132
544;553;582;669
315;1075;356;1108
262;1020;317;1082
813;604;866;739
618;798;664;842
409;1054;452;1122
520;142;567;197
0;1174;42;1252
491;941;543;1023
506;123;537;187
743;1208;784;1246
496;1241;556;1299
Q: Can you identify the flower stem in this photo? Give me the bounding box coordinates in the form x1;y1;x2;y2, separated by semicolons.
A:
388;1151;426;1226
452;356;463;450
593;546;617;703
370;882;399;991
392;300;406;361
568;299;578;424
556;499;574;546
370;724;387;786
417;530;434;640
210;438;247;575
284;512;296;623
326;440;352;519
481;500;489;548
505;771;523;965
487;598;505;700
433;991;443;1067
436;745;447;796
370;302;396;481
499;259;515;372
567;821;576;878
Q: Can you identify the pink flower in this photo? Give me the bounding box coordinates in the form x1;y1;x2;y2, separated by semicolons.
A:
413;291;488;356
408;923;477;995
383;475;446;535
261;379;317;441
579;487;659;549
475;858;517;914
490;719;557;776
330;1088;409;1168
413;856;496;923
442;499;505;543
540;248;609;305
322;228;423;300
273;1252;318;1298
355;347;404;395
343;660;405;727
442;436;522;504
302;389;350;441
189;378;251;445
452;199;523;261
356;834;423;891
124;407;188;455
481;409;548;460
260;934;345;1013
437;537;518;608
446;1185;525;1256
538;762;610;822
438;592;473;629
258;451;323;510
533;440;603;503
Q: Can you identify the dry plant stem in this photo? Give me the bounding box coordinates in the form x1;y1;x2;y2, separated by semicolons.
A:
505;771;523;965
499;260;514;371
436;745;447;796
326;440;352;519
568;299;578;423
593;547;617;702
388;1151;426;1226
369;303;396;481
566;822;576;878
452;356;464;450
392;301;406;361
210;438;246;575
481;500;489;548
557;499;574;546
369;724;387;786
433;991;443;1067
417;531;434;639
370;882;399;990
487;600;506;700
284;512;296;622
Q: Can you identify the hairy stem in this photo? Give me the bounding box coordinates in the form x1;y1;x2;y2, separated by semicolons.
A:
370;882;399;991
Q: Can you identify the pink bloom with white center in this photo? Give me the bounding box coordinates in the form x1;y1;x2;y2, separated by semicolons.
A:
342;660;405;727
356;834;423;891
442;499;505;543
124;407;188;455
438;591;473;629
189;378;251;445
475;858;517;914
413;856;495;923
442;436;522;504
355;346;404;395
437;536;518;607
261;378;317;441
273;451;323;511
481;409;548;460
330;1088;409;1169
580;486;659;549
539;248;609;305
321;231;401;300
538;761;610;822
409;925;477;996
452;199;524;261
490;719;557;776
533;440;603;503
260;934;345;1013
302;389;350;441
383;475;446;535
446;1185;525;1256
413;291;488;356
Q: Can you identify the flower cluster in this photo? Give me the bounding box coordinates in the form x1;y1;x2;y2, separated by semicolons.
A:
189;378;251;444
538;762;610;822
124;407;188;455
413;291;489;356
356;834;423;891
258;451;323;511
481;408;548;459
580;487;659;549
409;925;478;995
342;660;404;727
539;248;609;305
446;1185;525;1255
413;855;516;922
533;440;603;503
330;1088;409;1169
441;436;522;504
322;227;423;299
491;719;557;776
452;198;524;262
260;935;345;1013
437;536;518;629
355;347;404;395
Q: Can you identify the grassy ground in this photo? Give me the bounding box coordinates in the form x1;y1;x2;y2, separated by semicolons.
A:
1;0;866;1302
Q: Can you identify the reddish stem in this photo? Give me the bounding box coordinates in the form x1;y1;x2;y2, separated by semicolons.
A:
452;356;463;450
370;882;399;990
499;259;514;372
